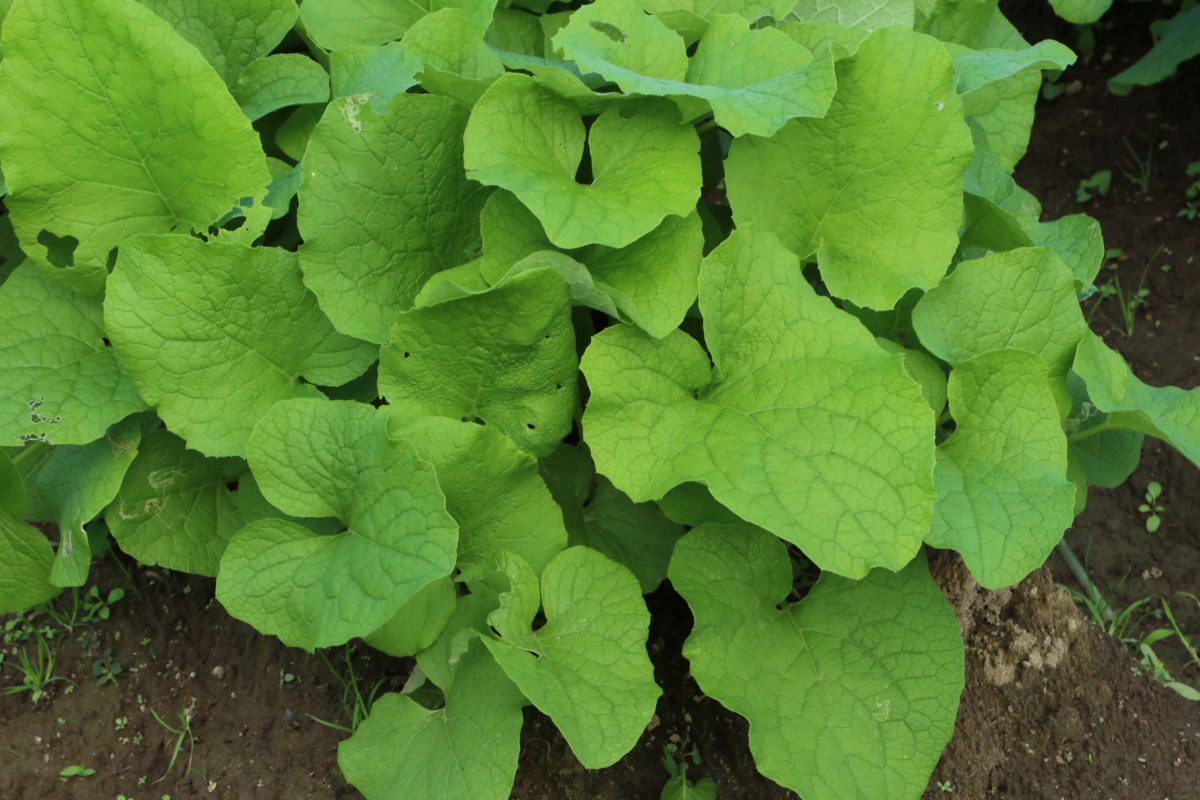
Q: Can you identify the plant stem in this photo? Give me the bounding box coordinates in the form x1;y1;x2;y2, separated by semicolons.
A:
1055;539;1112;623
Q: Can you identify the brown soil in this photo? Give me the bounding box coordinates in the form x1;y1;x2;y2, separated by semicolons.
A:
2;2;1199;799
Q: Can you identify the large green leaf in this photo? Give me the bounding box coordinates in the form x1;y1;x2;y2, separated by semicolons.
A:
477;191;704;338
790;0;915;28
216;399;458;650
554;5;836;136
329;43;422;107
379;268;577;458
299;0;432;49
339;639;526;800
929;351;1075;588
462;73;700;249
725;27;972;309
106;429;292;577
22;416;141;587
669;524;963;800
106;235;375;458
387;415;568;576
234;53;330;121
911;247;1086;375
1048;0;1112;25
298;93;489;343
363;576;457;658
0;450;57;613
1072;333;1200;468
0;265;146;446
403;5;504;104
135;0;298;84
539;444;684;593
0;0;270;280
483;546;659;768
1109;4;1200;92
581;229;935;578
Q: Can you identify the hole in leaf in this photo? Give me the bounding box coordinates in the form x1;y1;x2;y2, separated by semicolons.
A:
225;480;239;492
575;116;597;185
403;351;411;358
37;230;79;268
526;423;536;430
473;417;485;426
588;20;627;43
555;383;563;390
101;338;112;347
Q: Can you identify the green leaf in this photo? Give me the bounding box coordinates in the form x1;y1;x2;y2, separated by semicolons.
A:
656;483;742;528
581;229;935;577
235;53;330;121
329;43;421;107
1024;214;1104;288
911;247;1086;375
216;399;458;650
299;0;430;50
1;445;58;610
463;73;700;249
298;93;489;343
106;235;375;458
0;446;26;515
578;213;705;336
387;415;569;576
0;505;57;613
364;576;457;658
379;268;577;458
929;351;1075;589
403;6;505;104
1072;333;1200;468
21;416;141;587
1047;0;1112;25
952;40;1076;95
1109;5;1200;91
1065;374;1143;490
554;7;836;137
0;0;271;274
669;524;963;800
539;444;685;593
339;639;526;800
483;546;659;768
478;191;705;338
789;0;915;28
135;0;298;84
106;429;281;576
0;265;147;446
726;27;972;310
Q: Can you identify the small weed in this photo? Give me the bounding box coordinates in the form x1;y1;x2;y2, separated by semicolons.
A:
114;716;129;731
1087;245;1163;337
59;765;96;781
1178;160;1200;220
1065;750;1073;763
1117;138;1152;194
92;647;123;686
1076;170;1112;202
307;645;386;733
660;743;717;800
0;631;68;702
936;779;954;792
1138;482;1164;532
149;701;197;781
278;669;296;687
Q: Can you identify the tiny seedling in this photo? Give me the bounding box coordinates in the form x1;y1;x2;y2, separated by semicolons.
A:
1180;160;1200;220
1117;138;1153;194
660;743;717;800
149;703;197;781
59;765;96;782
936;779;954;792
1076;170;1112;202
0;631;67;702
307;645;386;733
1138;482;1164;532
92;647;123;686
1087;245;1164;337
